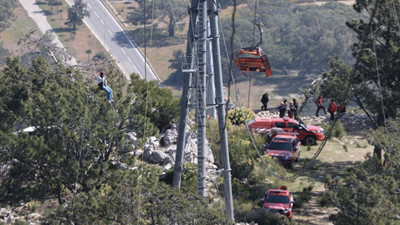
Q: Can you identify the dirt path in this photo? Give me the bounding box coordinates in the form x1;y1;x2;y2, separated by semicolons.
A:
300;0;355;6
288;125;372;224
18;0;77;65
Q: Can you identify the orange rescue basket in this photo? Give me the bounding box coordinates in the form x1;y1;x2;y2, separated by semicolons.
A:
236;46;271;77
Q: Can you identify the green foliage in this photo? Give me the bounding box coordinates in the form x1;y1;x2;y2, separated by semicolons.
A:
67;0;90;30
320;0;400;130
92;52;108;61
320;120;345;140
128;0;189;37
161;163;198;193
218;1;358;81
0;0;16;32
324;118;400;225
227;107;255;125
0;57;179;206
324;156;399;225
127;74;180;139
293;185;313;208
0;42;10;66
48;165;225;224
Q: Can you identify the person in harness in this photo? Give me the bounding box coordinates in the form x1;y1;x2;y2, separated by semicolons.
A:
97;71;113;103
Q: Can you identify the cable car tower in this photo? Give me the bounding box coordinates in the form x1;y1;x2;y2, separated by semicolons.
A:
172;0;234;221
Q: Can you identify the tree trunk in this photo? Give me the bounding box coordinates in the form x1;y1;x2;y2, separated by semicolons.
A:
168;17;175;37
374;145;382;161
373;112;385;161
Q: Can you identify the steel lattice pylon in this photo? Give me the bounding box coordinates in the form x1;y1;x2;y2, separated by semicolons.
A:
172;0;234;222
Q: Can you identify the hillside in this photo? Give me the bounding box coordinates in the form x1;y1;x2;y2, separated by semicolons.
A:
1;0;399;224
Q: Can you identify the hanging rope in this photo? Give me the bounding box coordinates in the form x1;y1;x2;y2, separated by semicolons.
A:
371;24;398;207
247;0;259;108
71;84;89;222
137;0;156;222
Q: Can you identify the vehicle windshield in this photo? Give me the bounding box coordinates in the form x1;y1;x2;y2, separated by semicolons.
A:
266;195;289;203
268;142;292;151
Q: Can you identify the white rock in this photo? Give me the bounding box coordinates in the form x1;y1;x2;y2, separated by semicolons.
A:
125;132;138;148
163;128;178;146
0;208;10;217
146;136;160;149
26;213;42;222
149;150;167;164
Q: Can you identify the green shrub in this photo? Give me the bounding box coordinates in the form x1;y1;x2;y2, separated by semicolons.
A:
321;120;345;140
92;52;108;61
227;107;255;125
293;185;313;208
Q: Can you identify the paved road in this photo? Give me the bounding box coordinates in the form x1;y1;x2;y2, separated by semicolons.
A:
18;0;77;66
73;0;159;82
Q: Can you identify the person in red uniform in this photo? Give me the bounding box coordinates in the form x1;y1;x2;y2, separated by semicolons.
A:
315;94;327;117
328;99;338;121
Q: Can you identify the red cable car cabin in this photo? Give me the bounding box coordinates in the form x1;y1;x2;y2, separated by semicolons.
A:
236;46;271;77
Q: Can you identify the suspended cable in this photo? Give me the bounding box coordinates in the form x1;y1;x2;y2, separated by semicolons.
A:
227;0;237;114
247;0;259;108
137;0;156;222
167;0;184;45
371;25;398;207
70;85;89;222
391;0;400;28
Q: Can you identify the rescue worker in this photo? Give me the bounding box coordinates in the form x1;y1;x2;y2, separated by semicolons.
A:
288;101;296;118
277;102;287;118
261;92;269;111
97;71;113;103
328;99;338;121
315;94;327;117
338;104;346;118
293;98;299;118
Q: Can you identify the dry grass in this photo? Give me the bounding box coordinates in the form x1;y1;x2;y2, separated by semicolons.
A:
0;5;40;57
282;134;373;224
35;0;108;64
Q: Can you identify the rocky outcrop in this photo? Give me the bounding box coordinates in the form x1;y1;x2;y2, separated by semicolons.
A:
123;124;218;194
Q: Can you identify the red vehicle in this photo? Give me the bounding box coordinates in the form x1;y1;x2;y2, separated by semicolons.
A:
262;186;294;219
247;117;325;145
264;133;300;168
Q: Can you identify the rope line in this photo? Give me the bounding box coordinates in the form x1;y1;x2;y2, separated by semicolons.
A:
137;0;156;222
371;23;398;207
70;85;89;222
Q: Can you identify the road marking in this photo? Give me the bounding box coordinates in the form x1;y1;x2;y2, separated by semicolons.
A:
121;49;126;55
94;11;99;17
108;30;113;36
133;65;138;73
87;3;92;8
100;19;105;25
128;57;132;63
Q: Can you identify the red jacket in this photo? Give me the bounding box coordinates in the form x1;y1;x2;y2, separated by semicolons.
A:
316;97;322;105
328;102;337;113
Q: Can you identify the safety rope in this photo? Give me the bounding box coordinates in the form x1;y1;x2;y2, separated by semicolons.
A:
137;0;156;222
167;0;184;45
391;0;400;28
371;23;399;207
247;0;259;108
71;84;89;222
